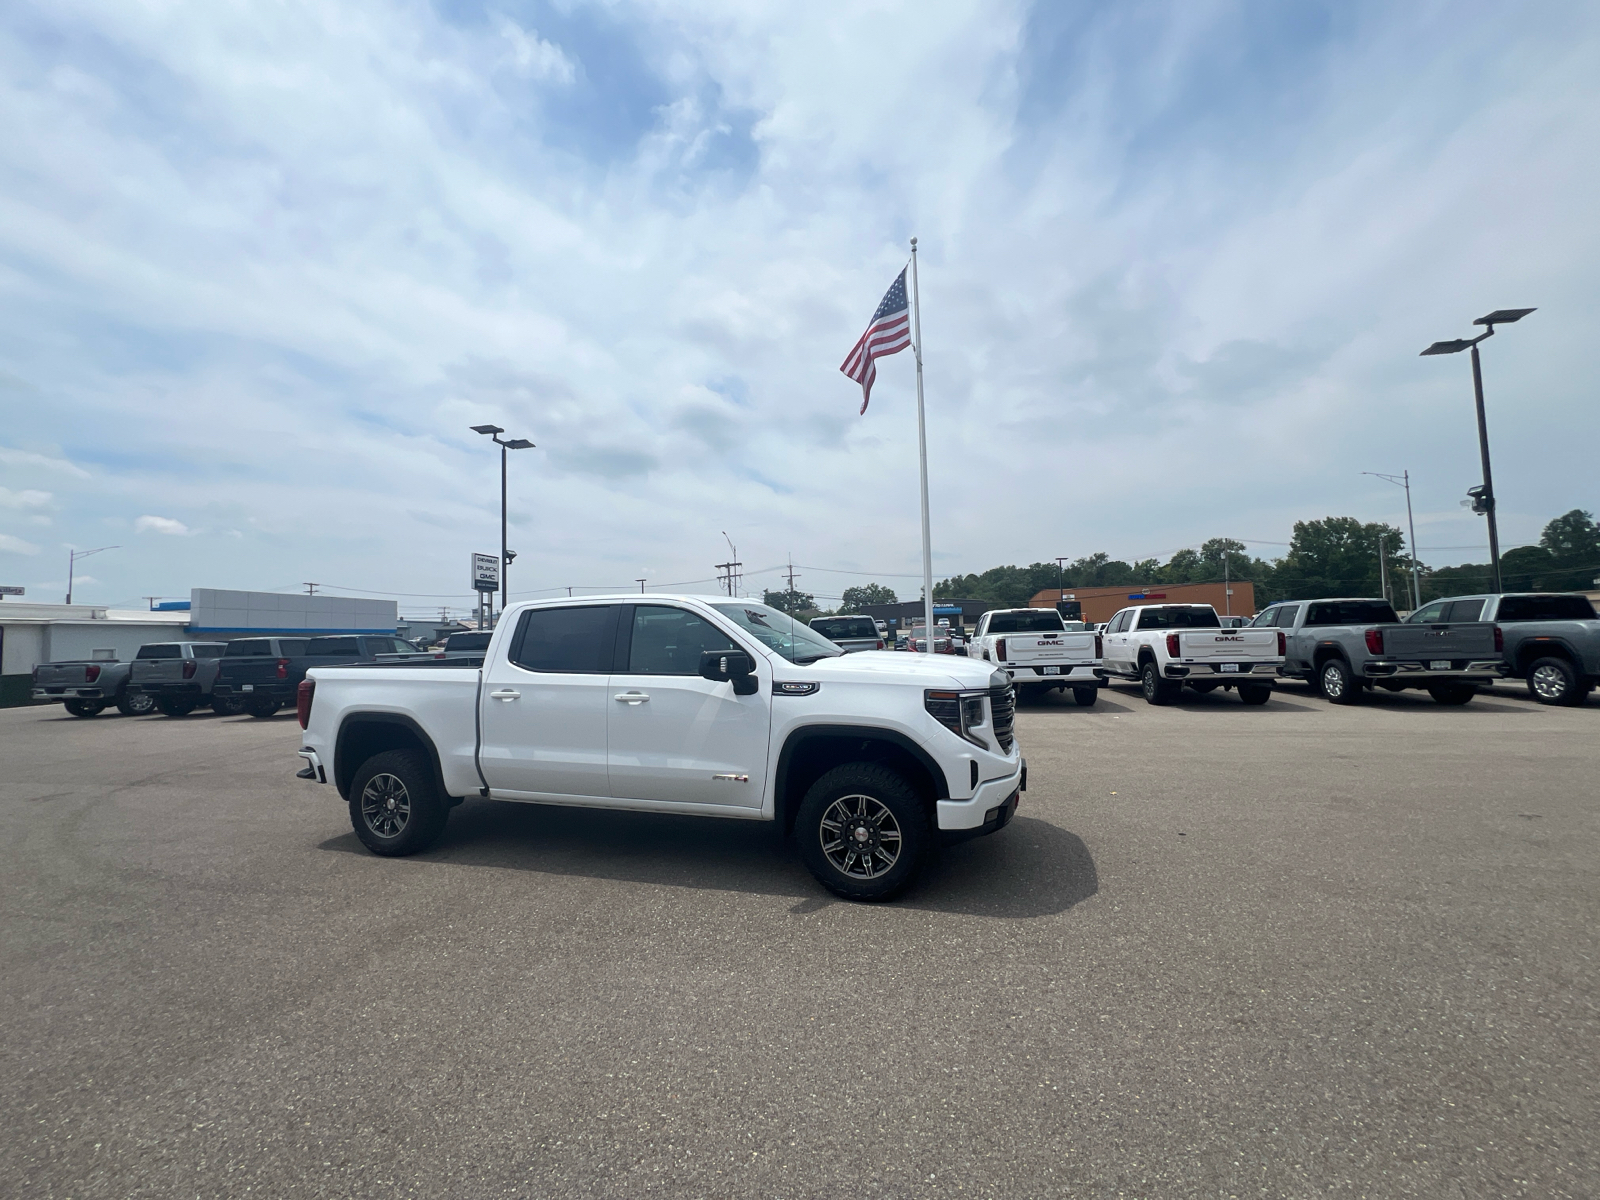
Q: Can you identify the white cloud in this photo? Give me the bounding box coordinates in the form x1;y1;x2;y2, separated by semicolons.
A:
0;486;52;510
134;515;191;536
0;533;40;554
496;18;576;84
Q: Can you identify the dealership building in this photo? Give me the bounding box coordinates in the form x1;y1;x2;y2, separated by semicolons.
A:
1027;580;1256;625
0;588;398;707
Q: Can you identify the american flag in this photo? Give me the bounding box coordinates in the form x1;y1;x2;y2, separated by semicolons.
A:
839;267;911;415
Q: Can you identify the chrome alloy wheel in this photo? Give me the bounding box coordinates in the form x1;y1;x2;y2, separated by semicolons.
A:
1321;662;1347;699
819;794;902;879
126;692;156;715
1531;663;1569;701
360;773;412;839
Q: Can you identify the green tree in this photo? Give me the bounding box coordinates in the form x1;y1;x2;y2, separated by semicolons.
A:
1500;544;1554;592
1419;562;1492;603
838;583;898;612
1539;509;1600;589
763;587;816;616
1272;516;1408;601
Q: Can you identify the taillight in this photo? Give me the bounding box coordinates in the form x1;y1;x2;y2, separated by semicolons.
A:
297;679;315;729
182;660;196;680
1094;634;1103;658
276;657;289;679
1365;628;1384;655
996;638;1007;662
1166;633;1180;658
85;664;101;683
876;640;884;650
1277;631;1286;656
435;652;446;660
1493;624;1503;652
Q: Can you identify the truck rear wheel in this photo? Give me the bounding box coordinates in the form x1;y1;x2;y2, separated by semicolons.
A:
155;696;197;717
349;749;449;857
1526;656;1583;706
796;763;930;902
1140;662;1179;705
1073;687;1097;707
245;696;280;718
1317;658;1360;705
1187;681;1219;694
1427;684;1476;706
1238;684;1272;705
116;687;156;716
64;699;105;717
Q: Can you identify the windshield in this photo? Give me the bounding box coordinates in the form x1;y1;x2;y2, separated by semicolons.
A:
988;610;1065;633
712;602;844;664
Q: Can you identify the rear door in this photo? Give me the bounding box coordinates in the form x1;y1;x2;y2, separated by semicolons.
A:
606;604;772;808
478;604;618;800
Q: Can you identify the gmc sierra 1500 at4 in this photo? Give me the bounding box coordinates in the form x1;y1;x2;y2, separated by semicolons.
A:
295;596;1025;901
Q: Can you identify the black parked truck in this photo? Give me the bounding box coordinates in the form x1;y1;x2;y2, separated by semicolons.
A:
212;634;426;717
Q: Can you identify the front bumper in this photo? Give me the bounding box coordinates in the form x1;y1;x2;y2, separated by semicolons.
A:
937;759;1025;831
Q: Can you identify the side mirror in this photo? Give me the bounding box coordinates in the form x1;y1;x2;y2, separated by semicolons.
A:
699;649;759;695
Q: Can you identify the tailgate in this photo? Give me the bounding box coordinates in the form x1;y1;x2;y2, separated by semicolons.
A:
134;662;184;685
1003;632;1097;663
35;664;91;687
1382;621;1496;658
1178;630;1279;661
220;659;294;685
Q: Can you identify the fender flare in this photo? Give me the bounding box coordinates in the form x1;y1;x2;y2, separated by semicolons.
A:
334;711;455;804
774;724;951;826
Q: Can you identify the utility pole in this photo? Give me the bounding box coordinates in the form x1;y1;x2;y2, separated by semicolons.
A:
1363;471;1422;611
783;557;801;614
1378;535;1390;604
717;532;743;598
1223;548;1231;616
304;583;319;596
566;586;573;597
143;596;161;611
637;578;647;593
1056;556;1069;605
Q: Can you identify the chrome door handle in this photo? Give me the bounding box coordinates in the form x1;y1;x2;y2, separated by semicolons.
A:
489;689;521;701
613;691;650;704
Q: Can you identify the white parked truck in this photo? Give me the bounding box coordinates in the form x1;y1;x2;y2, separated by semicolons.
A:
294;596;1025;901
969;608;1104;706
1101;603;1283;705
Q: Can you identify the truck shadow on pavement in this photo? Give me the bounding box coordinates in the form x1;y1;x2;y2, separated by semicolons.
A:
318;806;1096;920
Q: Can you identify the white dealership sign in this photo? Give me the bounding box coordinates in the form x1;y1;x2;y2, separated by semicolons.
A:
472;553;500;593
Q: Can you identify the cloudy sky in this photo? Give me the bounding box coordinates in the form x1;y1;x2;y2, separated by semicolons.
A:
2;1;1597;613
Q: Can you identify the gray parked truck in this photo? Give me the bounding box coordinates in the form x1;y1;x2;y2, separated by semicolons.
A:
807;615;886;653
1253;597;1501;705
129;642;230;716
31;657;155;717
1409;592;1599;706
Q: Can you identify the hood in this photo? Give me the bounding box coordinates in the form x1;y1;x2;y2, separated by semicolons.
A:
790;650;1001;690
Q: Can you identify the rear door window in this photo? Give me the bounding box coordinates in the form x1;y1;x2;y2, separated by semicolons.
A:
1496;594;1598;621
279;639;310;655
1444;599;1486;622
510;605;618;674
1275;605;1301;627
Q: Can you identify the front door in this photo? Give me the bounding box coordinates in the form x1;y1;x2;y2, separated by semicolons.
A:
478;604;619;800
1103;611;1132;672
606;604;771;808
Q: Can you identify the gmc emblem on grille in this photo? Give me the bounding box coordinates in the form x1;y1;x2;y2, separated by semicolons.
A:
1215;636;1244;641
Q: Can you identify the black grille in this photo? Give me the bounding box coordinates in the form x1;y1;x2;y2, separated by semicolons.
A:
989;685;1015;753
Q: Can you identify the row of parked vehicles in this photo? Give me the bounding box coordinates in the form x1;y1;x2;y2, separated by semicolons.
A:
813;592;1600;708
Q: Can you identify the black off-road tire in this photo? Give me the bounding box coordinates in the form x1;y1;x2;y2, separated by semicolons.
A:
1239;684;1272;705
1188;680;1219;694
1526;656;1583;707
1317;658;1360;705
1427;684;1476;706
1073;687;1098;707
64;699;105;717
245;696;280;718
115;687;156;716
1140;661;1179;706
795;762;930;902
348;749;449;857
211;693;246;716
155;696;198;717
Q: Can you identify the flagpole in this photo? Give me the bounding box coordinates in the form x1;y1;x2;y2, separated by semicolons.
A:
910;237;934;655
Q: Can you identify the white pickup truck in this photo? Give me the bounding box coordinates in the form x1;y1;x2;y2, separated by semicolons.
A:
294;596;1025;901
1101;603;1283;705
969;608;1104;706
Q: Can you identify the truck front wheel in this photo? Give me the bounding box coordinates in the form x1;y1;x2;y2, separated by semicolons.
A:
796;763;930;902
349;749;448;857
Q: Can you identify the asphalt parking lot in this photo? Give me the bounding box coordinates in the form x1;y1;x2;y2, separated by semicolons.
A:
2;682;1595;1199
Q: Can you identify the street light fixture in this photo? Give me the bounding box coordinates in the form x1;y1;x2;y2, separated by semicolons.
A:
1419;307;1535;593
65;545;118;605
1362;470;1422;611
471;424;536;619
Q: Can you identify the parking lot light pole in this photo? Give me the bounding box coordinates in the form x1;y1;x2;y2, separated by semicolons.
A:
471;425;535;619
1363;470;1422;611
65;545;118;605
1421;308;1534;594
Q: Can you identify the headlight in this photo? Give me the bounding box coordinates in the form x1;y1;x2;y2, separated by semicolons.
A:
926;688;991;749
